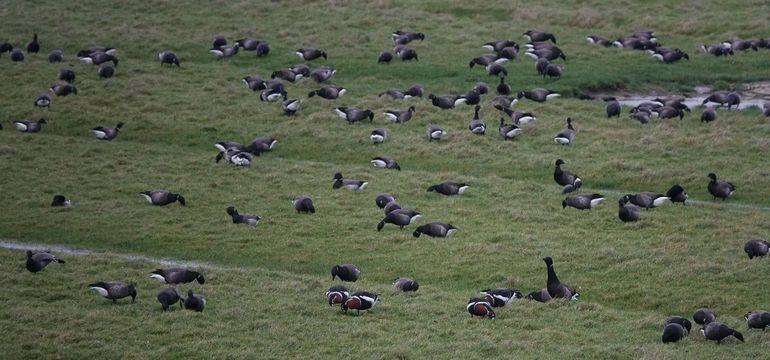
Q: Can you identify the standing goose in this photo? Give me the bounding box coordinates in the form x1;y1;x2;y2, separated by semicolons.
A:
701;106;717;122
666;185;688;205
462;88;482;105
525;288;552;302
562;193;605;210
467;297;496;319
150;268;205;284
618;196;641;222
308;85;346;99
57;68;76;83
524;30;557;43
255;42;271;56
395;46;418;61
393;277;419;292
427;181;469;196
426;125;446;141
702;91;741;109
605;97;621;117
412;222;457;238
428;94;466;109
281;98;301;115
707;173;736;200
624;192;669;210
482;39;519;52
496;77;511;95
543;257;579;300
371;156;400;170
693;308;716;326
48;49;63;62
210;45;238;59
225;206;261;226
498;117;521;140
26;250;64;273
553;118;575;145
392;31;425;45
342;291;378;314
310;66;335;83
34;94;51;108
745;310;770;330
665;316;693;334
331;264;360;282
51;195;72;207
157;287;183;311
517;88;560;103
88;281;137;304
536;58;550;75
375;193;396;209
270;69;302;82
383;201;402;216
10;48;25;62
377;208;421;231
242;76;266;91
212;35;227;48
468;105;486;134
50;83;77;96
14;119;46;133
334;107;373;124
98;65;114;79
184;290;205;312
543;63;563;79
481;288;523;307
370;128;388;144
377;50;393;64
662;323;687;343
292;195;315;214
485;62;507;77
90;122;123;140
296;48;327;61
326;285;349;306
744;239;769;259
553;159;582;194
158;50;180;66
26;33;40;53
234;38;260;51
700;322;744;344
139;190;186;206
383;106;415;124
332;172;367;190
495;105;536;125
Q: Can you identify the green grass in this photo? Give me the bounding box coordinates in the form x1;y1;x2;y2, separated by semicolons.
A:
2;0;770;358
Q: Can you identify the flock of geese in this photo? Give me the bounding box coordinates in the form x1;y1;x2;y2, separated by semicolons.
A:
5;26;770;344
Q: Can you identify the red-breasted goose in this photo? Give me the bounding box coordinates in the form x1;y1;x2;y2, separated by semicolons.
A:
326;285;349;306
481;288;523;307
467;297;495;319
342;291;378;314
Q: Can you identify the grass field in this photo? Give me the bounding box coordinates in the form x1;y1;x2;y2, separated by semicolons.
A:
1;0;770;358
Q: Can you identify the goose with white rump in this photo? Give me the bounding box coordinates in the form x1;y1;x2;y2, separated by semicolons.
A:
426;125;446;141
292;195;315;214
139;190;186;206
226;206;261;226
666;185;688;205
412;222;457;238
468;105;486;134
428;94;465;109
393;277;419;292
159;51;180;66
296;47;327;61
371;156;400;170
553;159;582;194
90;122;123;141
14;119;46;133
553;118;576;145
370;128;388;144
498;117;521;140
184;290;205;312
707;172;736;200
743;239;769;259
562;193;605;210
383;106;415;124
481;288;523;307
334;107;373;124
150;268;205;285
308;85;346;100
332;172;367;190
624;192;669;210
375;193;396;209
377;208;421;231
282;98;301;115
34;94;51;108
427;181;469;196
618;196;641;222
88;281;137;304
517;88;560;103
543;256;579;300
494;104;536;125
310;66;335;83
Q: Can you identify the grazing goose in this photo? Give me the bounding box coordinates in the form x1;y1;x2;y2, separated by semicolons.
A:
428;94;466;109
310;66;335;82
481;288;523;307
377;208;421;231
665;316;693;334
375;193;396;209
215;147;255;166
498;117;521;140
543;257;579;300
139;190;186;206
184;290;205;312
618;197;641;222
290;63;311;77
331;264;360;282
517;88;560;103
700;322;744;344
296;48;326;61
242;76;266;91
383;106;415;123
48;49;63;62
526;48;566;61
98;65;114;79
255;42;271;56
0;42;11;54
469;54;505;68
468;105;486;134
377;50;393;64
543;63;563;79
51;195;72;207
652;49;689;63
485;62;507;77
666;185;688;205
495;105;536;125
662;323;687;343
496;77;511;95
292;195;315;214
342;291;378;314
50;83;77;96
393;277;419;292
281;98;301;115
467;297;496;319
25;33;39;53
744;239;770;259
226;206;261;226
765;102;770;117
150;268;205;284
536;58;550;76
701;106;717;122
745;310;770;330
482;39;519;52
392;31;425;45
427;181;469;196
234;38;260;50
13;119;46;133
88;281;137;303
90;122;123;140
10;48;25;62
260;87;286;102
371;156;401;170
524;30;557;43
657;106;684;120
210;45;238;59
212;35;227;48
498;46;519;60
553;118;575;145
308;85;346;99
383;201;401;215
79;52;119;66
395;46;418;61
157;287;183;311
158;51;179;66
586;35;613;46
332;172;367;190
625;192;669;210
247;137;278;153
57;68;75;83
693;308;716;325
34;94;51;108
702;44;734;56
702;91;741;109
26;250;64;273
370;128;388;144
412;222;457;238
707;173;736;200
562;193;605;210
553;159;582;194
605;97;621;118
271;69;303;82
462;88;482;105
426;125;446;141
334;107;373;124
525;288;552;302
326;285;349;306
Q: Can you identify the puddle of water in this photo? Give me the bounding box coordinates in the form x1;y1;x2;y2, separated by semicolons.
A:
586;81;770;110
615;97;765;110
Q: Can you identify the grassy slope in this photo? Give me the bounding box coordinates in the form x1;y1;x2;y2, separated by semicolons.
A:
1;0;770;358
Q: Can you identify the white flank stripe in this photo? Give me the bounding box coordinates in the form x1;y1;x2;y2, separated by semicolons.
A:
90;287;109;297
371;160;387;168
150;274;167;283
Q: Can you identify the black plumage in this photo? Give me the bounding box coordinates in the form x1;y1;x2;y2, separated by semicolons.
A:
184;290;205;312
157;287;183;311
26;250;64;273
377;209;421;231
553;159;581;194
744;239;769;259
331;264;360;282
543;257;579;300
150;268;205;284
139;190;186;206
707;173;736;200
